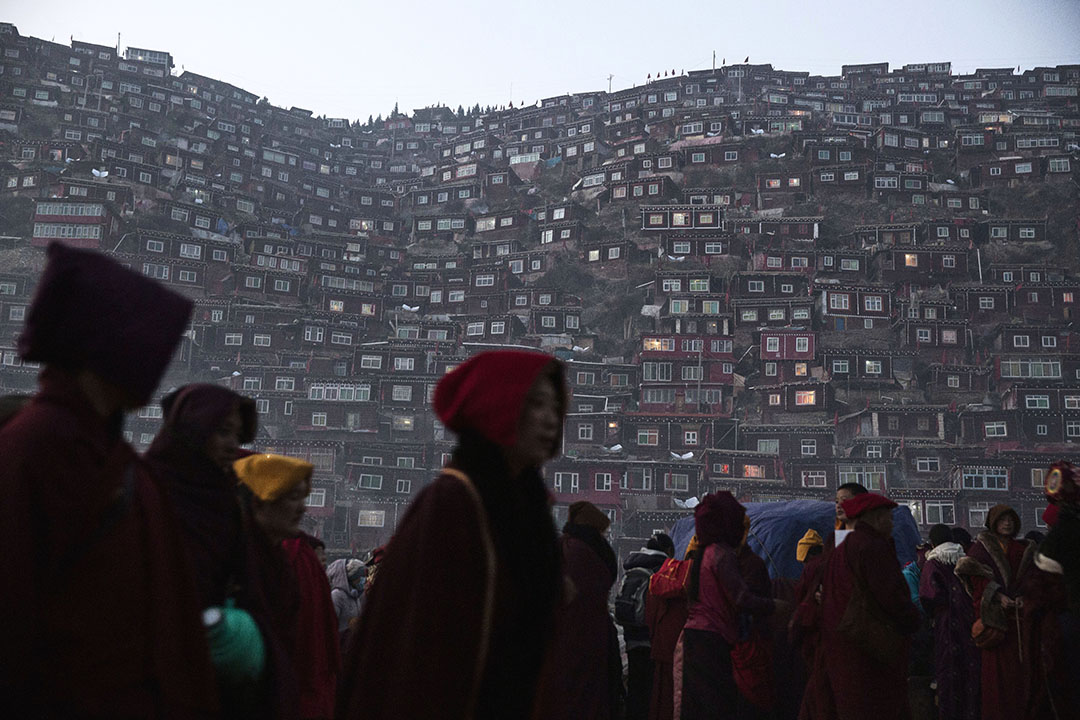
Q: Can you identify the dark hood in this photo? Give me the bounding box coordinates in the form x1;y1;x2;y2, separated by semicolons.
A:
695;491;747;548
18;243;192;406
985;504;1021;536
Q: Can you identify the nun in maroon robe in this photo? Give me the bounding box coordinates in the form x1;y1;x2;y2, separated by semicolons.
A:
918;535;980;720
337;351;566;720
0;244;218;717
145;384;301;719
283;534;340;720
804;493;920;720
955;504;1046;720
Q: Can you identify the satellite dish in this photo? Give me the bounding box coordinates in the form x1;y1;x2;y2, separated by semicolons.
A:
607;444;623;452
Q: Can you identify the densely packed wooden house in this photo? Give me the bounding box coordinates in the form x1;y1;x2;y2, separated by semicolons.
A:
1;21;1078;558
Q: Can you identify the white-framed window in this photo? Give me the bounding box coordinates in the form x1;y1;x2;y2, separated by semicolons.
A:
926;502;955;525
916;457;940;473
838;464;885;491
664;472;689;492
801;439;817;456
391;385;412;402
595;473;612;492
356;509;386;527
795;391;816;406
358;474;383;490
802;470;827;488
578;424;594;441
962;468;1008;490
1025;395;1050;409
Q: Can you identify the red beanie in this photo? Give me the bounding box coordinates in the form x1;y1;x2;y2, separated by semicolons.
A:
1043;503;1060;528
433;350;562;448
841;492;897;520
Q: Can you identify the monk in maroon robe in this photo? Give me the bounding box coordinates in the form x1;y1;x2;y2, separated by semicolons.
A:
956;504;1048;720
146;384;301;719
0;244;217;717
918;525;980;720
805;493;920;720
283;535;340;720
337;351;566;720
645;541;696;720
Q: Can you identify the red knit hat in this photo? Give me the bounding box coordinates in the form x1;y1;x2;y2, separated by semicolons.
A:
433;350;562;448
841;492;897;519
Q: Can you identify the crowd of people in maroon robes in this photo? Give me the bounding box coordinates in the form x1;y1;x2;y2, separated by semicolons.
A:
2;244;1079;720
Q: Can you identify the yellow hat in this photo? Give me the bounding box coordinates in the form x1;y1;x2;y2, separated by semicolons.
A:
685;534;702;559
234;454;313;501
796;528;824;563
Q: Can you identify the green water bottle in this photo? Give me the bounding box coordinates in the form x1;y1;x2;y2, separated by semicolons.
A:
202;599;266;684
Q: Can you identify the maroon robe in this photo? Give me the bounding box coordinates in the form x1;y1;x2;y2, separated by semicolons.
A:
337;472;516;719
956;529;1041;720
0;368;218;717
918;543;980;720
283;538;339;720
806;521;920;720
540;527;619;720
147;385;299;720
645;569;690;720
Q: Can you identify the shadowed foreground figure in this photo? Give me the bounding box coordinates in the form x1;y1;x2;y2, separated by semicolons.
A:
802;493;920;720
337;350;566;720
146;384;303;719
0;243;219;717
544;500;623;720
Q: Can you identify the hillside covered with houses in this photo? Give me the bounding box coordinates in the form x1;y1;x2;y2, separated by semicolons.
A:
1;21;1078;559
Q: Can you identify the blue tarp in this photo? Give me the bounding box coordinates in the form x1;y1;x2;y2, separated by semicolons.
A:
669;500;922;581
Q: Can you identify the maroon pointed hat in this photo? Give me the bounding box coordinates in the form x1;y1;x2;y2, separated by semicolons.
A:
841;492;897;520
433;350;563;448
18;243;193;405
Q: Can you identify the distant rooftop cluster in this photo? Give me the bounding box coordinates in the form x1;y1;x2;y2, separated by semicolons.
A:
1;20;1078;555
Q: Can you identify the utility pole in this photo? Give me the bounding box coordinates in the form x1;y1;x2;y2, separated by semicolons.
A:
712;51;716;71
607;74;614;94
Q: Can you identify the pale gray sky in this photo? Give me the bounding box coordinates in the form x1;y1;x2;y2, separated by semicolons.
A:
7;0;1079;121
